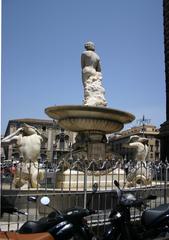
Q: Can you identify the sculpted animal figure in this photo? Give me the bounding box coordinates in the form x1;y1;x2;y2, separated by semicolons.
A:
2;124;46;188
127;135;149;163
124;135;152;186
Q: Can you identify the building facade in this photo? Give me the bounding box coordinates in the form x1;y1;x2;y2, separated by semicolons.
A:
109;124;160;162
160;0;169;162
2;118;76;163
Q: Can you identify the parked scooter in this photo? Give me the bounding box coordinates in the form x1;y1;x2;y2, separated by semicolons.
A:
0;185;98;240
19;195;96;240
104;180;169;240
0;196;74;240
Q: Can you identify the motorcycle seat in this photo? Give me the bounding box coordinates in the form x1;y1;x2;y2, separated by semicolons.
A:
19;218;61;234
64;207;91;223
1;232;54;240
141;203;169;227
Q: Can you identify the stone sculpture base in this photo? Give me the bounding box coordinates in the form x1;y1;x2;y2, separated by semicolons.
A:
55;168;125;190
87;142;106;161
73;131;108;161
126;161;152;187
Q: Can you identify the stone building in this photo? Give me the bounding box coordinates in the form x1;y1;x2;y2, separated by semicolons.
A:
2;118;76;163
160;0;169;162
109;124;160;162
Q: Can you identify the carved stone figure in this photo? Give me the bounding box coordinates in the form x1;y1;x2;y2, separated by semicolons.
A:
124;135;152;186
81;41;107;107
127;135;149;162
2;124;46;188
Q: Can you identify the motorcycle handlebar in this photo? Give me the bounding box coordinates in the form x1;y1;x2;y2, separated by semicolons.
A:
146;195;157;200
16;210;28;216
113;180;157;207
132;199;144;207
88;209;96;215
114;180;120;188
135;195;157;206
121;195;157;208
1;207;28;216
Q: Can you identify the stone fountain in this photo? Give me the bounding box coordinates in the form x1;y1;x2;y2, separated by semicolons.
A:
45;41;135;189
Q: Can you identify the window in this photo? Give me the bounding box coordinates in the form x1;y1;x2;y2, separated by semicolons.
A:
42;126;46;131
150;145;153;152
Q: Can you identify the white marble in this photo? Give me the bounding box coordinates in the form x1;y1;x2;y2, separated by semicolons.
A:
81;41;107;107
2;124;45;188
124;135;152;186
128;135;149;162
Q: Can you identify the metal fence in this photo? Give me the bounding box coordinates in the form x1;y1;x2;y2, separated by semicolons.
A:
1;156;169;237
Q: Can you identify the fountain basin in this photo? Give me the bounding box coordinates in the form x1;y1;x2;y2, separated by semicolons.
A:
45;105;135;133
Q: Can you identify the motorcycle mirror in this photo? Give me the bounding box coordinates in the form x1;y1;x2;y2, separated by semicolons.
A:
146;195;157;200
40;196;50;206
92;182;98;193
27;196;38;202
114;180;120;188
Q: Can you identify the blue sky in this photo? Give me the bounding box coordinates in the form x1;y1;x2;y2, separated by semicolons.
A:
2;0;165;134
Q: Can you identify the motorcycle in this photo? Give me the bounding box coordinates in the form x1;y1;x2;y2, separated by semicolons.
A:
19;195;96;240
104;180;169;240
0;185;98;240
0;196;74;240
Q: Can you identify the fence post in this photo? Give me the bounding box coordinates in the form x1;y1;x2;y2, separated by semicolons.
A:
83;161;88;208
164;159;168;204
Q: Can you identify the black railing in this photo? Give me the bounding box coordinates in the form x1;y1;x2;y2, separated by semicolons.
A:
1;156;169;236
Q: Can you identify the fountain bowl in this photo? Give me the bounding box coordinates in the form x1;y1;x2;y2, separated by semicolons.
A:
45;105;135;134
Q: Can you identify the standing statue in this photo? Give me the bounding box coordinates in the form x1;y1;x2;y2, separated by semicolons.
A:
81;41;107;107
124;135;152;186
2;124;46;189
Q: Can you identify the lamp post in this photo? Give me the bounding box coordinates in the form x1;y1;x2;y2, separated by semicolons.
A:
137;115;151;137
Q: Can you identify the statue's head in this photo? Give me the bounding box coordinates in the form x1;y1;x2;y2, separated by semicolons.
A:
22;123;37;135
84;41;95;51
129;135;139;143
138;137;149;145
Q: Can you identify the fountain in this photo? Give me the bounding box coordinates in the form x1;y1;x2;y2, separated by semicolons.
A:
45;41;135;189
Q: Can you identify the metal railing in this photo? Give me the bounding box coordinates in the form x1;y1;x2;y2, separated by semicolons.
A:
1;156;169;236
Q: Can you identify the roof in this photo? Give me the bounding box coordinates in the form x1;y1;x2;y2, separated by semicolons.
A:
4;118;58;136
8;118;54;125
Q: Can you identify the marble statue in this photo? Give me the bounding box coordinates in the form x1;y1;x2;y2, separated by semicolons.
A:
127;135;149;162
81;41;107;107
124;135;152;186
2;124;46;188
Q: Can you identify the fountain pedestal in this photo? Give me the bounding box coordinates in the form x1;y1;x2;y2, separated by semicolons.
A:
74;131;107;161
88;142;106;161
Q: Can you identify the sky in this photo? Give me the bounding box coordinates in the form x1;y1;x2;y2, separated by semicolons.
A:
1;0;166;134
